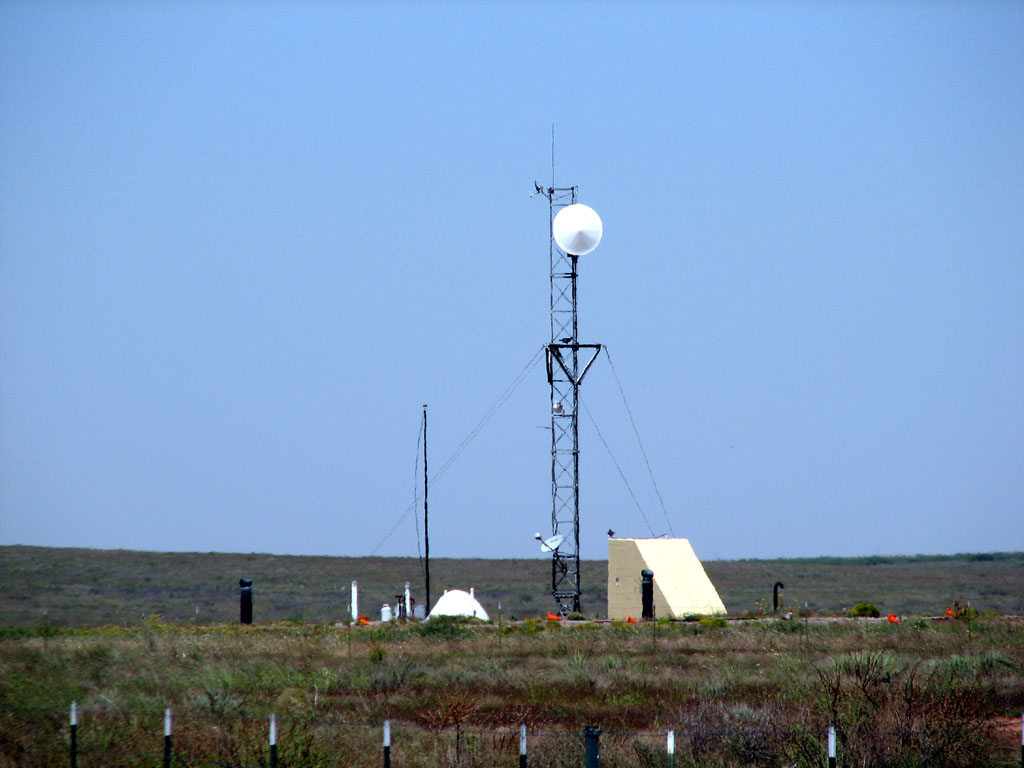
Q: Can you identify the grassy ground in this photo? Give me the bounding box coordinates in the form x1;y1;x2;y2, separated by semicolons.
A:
2;547;1022;764
1;616;1021;766
1;546;1022;627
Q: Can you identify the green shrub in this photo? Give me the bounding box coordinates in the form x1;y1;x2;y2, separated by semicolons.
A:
519;618;545;634
415;615;473;640
847;602;881;618
699;617;728;628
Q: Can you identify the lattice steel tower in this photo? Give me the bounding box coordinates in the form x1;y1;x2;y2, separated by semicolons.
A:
536;182;602;616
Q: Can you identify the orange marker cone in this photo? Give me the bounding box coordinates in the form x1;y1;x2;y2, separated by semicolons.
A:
546;612;562;621
887;613;900;624
626;616;636;623
945;608;955;617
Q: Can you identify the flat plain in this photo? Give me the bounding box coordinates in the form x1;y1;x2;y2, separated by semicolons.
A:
1;546;1022;626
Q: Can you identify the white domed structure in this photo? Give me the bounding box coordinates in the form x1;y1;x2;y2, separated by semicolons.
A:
552;203;603;256
427;588;489;621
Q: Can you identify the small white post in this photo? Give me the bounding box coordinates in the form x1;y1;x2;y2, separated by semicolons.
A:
404;582;411;618
828;724;837;768
667;729;675;768
70;700;78;768
519;723;527;767
163;708;173;767
351;580;359;622
383;719;391;747
269;713;278;768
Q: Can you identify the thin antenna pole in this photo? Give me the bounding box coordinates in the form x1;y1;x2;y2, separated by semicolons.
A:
551;124;555;189
423;404;430;616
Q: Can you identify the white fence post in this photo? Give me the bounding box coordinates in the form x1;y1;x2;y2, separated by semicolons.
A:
269;713;278;768
163;708;172;768
70;701;78;768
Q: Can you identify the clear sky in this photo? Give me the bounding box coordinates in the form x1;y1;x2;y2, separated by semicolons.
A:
1;2;1021;563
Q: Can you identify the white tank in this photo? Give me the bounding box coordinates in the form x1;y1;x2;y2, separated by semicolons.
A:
381;603;392;622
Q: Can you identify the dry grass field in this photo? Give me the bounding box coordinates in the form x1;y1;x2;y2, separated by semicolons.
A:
1;547;1022;766
1;615;1022;766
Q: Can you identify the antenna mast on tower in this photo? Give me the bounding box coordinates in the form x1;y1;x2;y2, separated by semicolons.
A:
534;181;603;616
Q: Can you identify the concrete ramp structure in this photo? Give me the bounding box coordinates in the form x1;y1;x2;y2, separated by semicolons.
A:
607;538;726;620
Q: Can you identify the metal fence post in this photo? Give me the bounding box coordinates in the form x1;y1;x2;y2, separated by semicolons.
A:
584;726;600;768
69;701;78;768
269;713;277;768
519;723;527;768
666;729;674;768
163;708;172;768
383;719;391;768
828;724;836;768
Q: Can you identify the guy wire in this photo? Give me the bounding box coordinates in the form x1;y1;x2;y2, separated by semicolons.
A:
605;348;676;537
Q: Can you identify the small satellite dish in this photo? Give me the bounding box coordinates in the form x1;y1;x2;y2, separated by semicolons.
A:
539;534;564;553
552;203;603;256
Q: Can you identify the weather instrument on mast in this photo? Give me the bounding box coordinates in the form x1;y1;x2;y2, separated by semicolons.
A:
535;183;603;615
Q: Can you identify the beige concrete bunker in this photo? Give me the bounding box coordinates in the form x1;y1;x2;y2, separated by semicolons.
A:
607;537;726;620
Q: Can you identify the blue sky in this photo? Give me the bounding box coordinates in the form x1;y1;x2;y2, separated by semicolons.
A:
1;2;1021;562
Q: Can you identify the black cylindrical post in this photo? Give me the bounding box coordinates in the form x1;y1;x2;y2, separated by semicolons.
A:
519;723;527;768
773;581;784;613
584;725;601;768
163;708;172;768
69;701;78;768
240;578;253;624
383;719;391;768
641;570;654;621
269;713;277;768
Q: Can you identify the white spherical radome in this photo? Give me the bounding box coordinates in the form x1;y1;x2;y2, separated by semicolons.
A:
552;203;603;256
